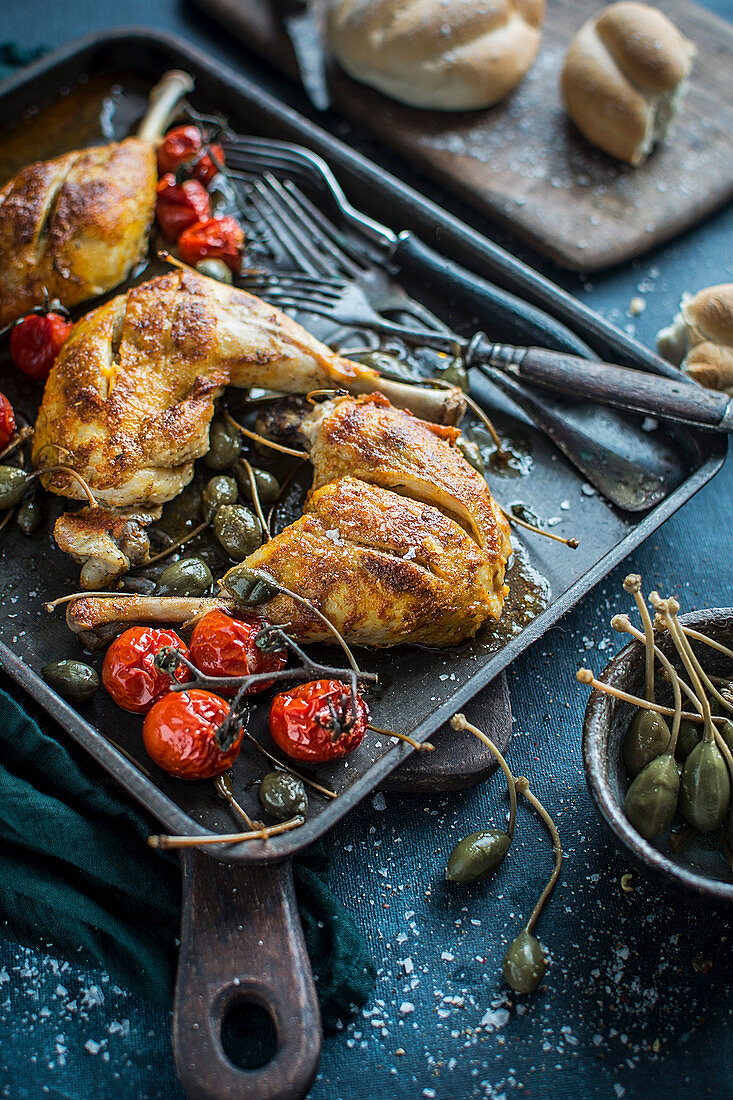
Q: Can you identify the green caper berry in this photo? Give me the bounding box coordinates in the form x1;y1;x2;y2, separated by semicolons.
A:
0;466;30;509
624;754;679;840
213;504;262;560
446;829;510;883
42;660;100;703
623;709;670;777
680;739;731;833
502;931;546;994
258;771;308;822
155;557;213;597
201;475;238;522
235;464;281;505
16;497;42;535
440;358;469;391
456;437;485;477
675;718;702;763
160;482;204;538
205;417;241;471
195;258;233;284
221;565;276;604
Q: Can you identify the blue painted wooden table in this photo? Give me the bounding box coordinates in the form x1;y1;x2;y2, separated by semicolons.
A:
1;1;731;1096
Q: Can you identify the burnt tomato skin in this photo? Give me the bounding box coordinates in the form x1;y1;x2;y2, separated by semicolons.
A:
143;689;243;780
269;679;369;764
102;626;190;714
189;610;287;695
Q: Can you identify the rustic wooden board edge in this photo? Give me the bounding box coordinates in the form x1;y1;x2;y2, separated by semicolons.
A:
193;0;733;272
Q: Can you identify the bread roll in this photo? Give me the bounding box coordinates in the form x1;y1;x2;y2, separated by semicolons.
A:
657;284;733;394
327;0;546;111
561;2;696;165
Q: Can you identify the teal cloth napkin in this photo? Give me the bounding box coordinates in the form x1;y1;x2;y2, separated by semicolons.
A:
0;680;375;1030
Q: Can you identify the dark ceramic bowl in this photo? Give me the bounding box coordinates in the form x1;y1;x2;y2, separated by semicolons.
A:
583;607;733;909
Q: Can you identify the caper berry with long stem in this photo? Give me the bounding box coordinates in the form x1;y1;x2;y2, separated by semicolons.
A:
447;714;561;993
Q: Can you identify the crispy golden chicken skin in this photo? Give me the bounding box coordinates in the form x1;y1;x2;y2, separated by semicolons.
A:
33;270;463;507
231;475;507;645
0;138;157;328
304;393;512;562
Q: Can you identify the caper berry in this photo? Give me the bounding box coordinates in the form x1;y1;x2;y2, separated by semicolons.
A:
205;416;241;471
502;931;546;993
258;771;308;822
0;466;30;509
439;358;469;391
160;482;204;537
213;504;262;560
675;718;702;763
201;475;238;522
623;709;670;777
456;437;485;477
446;829;510;882
624;754;679;840
16;496;42;535
155;557;213;597
680;739;731;833
221;564;276;604
195;258;233;284
42;659;100;703
235;463;281;505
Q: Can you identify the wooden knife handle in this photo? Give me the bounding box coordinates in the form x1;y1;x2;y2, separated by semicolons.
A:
173;852;321;1100
481;344;733;430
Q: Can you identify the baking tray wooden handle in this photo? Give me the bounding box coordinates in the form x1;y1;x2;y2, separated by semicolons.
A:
173;852;321;1100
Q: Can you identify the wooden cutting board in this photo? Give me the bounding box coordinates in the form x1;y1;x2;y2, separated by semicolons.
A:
194;0;733;271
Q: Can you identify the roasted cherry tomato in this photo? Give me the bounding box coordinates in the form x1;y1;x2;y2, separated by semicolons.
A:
157;125;225;185
178;216;244;272
10;312;73;381
143;689;243;779
155;174;211;240
0;394;16;451
269;679;369;764
102;626;190;714
189;610;287;695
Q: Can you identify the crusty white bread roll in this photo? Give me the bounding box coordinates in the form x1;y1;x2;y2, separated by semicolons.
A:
327;0;546;111
657;284;733;394
561;2;696;165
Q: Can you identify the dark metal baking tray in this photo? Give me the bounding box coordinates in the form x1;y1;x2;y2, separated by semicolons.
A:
0;29;726;863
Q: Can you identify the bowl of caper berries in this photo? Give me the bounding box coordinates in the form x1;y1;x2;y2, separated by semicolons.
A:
580;576;733;908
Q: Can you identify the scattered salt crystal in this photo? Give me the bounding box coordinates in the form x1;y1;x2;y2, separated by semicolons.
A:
399;1002;415;1015
372;792;386;811
441;951;455;962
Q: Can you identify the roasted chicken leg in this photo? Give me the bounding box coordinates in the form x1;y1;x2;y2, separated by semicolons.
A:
0;70;191;328
0;140;157;328
65;396;511;645
33;270;464;507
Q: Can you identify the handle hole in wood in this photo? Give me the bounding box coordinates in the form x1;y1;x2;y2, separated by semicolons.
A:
220;997;278;1071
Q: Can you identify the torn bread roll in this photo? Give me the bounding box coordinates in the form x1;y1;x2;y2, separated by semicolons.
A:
327;0;545;111
657;284;733;395
561;2;696;166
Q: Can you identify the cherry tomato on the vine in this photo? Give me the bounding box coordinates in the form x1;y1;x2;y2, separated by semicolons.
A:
155;174;211;240
189;610;287;695
102;626;190;714
143;689;243;779
178;216;244;272
269;679;369;764
0;394;16;451
157;125;225;185
10;312;73;381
